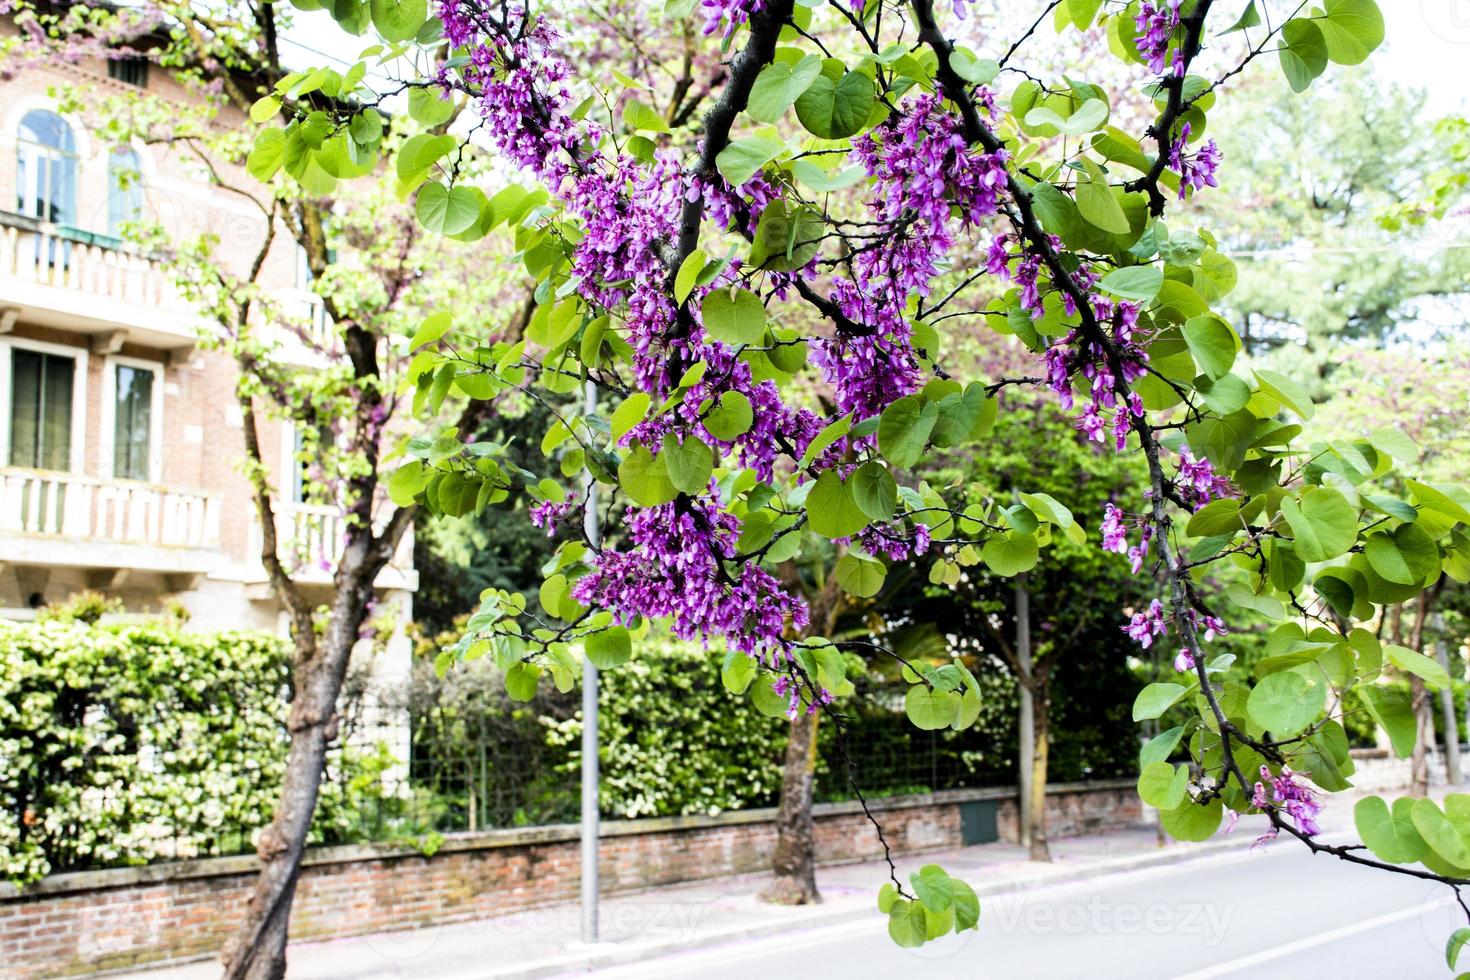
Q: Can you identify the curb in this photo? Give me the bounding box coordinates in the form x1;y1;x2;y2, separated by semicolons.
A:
469;836;1253;980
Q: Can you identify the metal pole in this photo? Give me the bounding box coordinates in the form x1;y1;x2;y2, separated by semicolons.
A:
580;382;600;944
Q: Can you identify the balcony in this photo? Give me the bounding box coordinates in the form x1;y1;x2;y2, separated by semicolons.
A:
0;212;203;346
0;467;222;574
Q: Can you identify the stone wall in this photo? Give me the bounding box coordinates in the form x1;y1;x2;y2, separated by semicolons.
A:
0;781;1139;978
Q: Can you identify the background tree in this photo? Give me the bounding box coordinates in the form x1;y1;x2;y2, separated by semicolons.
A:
5;3;529;974
1198;70;1470;366
896;394;1147;860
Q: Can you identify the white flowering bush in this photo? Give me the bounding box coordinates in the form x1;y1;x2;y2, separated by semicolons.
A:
0;621;379;885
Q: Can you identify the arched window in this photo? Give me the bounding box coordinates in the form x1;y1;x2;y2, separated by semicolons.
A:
16;110;77;225
107;147;143;236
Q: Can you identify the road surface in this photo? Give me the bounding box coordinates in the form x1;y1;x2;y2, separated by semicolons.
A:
576;842;1460;979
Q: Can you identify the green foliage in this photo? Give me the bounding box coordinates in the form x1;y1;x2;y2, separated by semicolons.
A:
543;637;789;818
33;590;123;626
0;622;389;885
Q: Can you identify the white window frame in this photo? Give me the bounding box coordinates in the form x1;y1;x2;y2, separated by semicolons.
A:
0;336;89;474
99;354;164;483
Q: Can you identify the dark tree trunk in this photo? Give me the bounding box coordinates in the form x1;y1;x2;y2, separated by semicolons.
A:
762;574;843;906
220;396;408;980
221;553;379;980
1411;673;1431;798
762;707;821;904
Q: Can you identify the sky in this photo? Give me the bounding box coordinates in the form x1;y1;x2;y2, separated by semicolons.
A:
1378;2;1470;114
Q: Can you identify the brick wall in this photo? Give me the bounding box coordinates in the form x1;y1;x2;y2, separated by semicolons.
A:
0;782;1139;978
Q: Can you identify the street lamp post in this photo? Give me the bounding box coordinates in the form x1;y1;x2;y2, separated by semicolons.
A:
580;381;600;943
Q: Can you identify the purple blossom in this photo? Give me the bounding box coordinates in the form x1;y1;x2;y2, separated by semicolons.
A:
701;0;764;41
529;499;576;536
814;96;1007;418
772;674;834;719
858;521;932;562
1038;296;1150;449
1167;123;1222;199
624;341;825;483
1128;524;1155;574
810;278;925;419
1134;1;1182;76
690;170;780;235
570;492;809;658
1254;765;1323;836
1124;599;1169;648
1100;503;1129;554
437;7;582;179
1174;449;1235;510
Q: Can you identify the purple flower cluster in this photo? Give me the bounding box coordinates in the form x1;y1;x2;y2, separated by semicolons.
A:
529;499;577;536
623;342;826;483
1253;765;1323;836
1134;1;1183;76
812;96;1009;418
857;520;932;561
1037;294;1149;451
852;95;1009;238
810;279;926;419
1100;502;1129;553
701;0;764;41
1100;502;1155;573
1124;599;1168;648
1174;449;1235;510
571;494;810;658
772;674;834;719
437;4;582;178
1172;606;1230;670
437;4;687;400
1167;123;1222;199
565;155;683;308
1121;598;1227;671
439;1;828;666
690;170;781;236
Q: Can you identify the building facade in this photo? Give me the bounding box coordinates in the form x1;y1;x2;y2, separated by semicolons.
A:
0;30;415;750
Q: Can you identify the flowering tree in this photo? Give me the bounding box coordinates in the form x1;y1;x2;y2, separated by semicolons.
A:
85;0;1470;971
241;0;1470;962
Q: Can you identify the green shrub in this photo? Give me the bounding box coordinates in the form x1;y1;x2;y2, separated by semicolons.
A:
0;620;389;885
541;639;787;818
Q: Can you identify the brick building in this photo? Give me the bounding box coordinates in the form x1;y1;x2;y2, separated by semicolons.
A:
0;26;415;747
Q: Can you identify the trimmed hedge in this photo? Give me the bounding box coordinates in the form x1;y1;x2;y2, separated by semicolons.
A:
2;621;1142;884
0;621;382;885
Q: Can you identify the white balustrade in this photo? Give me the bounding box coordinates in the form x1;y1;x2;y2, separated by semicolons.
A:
0;468;220;550
0;220;182;312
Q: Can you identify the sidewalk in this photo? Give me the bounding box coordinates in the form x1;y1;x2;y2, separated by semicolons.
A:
118;821;1262;980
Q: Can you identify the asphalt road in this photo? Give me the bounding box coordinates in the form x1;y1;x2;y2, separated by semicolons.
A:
580;842;1462;979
